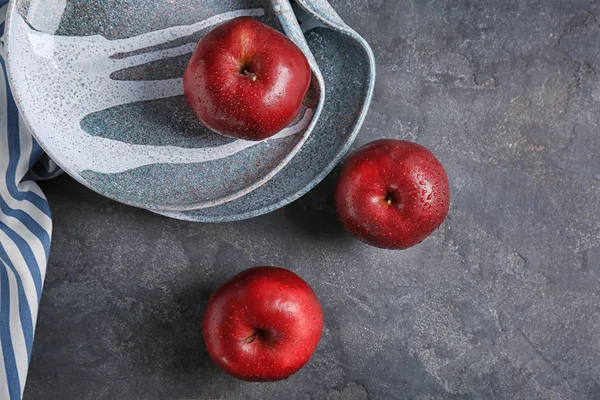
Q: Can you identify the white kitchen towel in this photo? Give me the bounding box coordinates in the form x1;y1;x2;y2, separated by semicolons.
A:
0;1;61;398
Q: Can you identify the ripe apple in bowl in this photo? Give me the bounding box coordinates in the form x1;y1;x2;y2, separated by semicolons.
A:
335;139;450;249
202;266;324;381
184;17;312;141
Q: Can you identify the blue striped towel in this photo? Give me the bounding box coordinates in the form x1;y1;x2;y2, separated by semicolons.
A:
0;1;62;398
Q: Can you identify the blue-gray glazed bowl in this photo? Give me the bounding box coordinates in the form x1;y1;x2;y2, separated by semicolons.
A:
6;0;375;220
5;0;326;211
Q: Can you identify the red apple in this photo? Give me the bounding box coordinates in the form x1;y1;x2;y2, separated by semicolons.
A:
184;17;311;141
202;266;324;381
335;139;450;249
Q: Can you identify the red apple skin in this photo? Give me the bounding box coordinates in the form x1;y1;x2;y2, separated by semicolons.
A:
184;17;311;141
335;139;450;250
202;266;324;382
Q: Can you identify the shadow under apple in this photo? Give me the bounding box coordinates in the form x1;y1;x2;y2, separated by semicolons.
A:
282;166;351;243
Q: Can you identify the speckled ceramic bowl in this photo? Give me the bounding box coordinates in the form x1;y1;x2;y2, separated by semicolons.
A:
6;0;375;220
157;0;376;222
5;0;326;211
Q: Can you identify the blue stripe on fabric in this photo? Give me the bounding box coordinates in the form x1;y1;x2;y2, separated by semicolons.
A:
0;145;51;261
0;57;52;219
0;266;22;400
0;12;49;271
0;9;43;331
0;220;43;301
0;58;51;217
0;190;50;260
1;2;48;398
0;245;33;360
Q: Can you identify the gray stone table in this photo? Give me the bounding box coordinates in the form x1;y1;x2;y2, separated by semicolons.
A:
24;0;600;399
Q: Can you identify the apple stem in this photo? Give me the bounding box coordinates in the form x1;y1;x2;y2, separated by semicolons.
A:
245;330;261;344
242;69;258;82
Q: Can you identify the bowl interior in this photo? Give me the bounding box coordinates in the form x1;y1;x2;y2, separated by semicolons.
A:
7;0;322;210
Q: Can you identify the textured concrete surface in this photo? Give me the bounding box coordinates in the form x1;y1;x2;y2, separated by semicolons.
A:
24;0;600;399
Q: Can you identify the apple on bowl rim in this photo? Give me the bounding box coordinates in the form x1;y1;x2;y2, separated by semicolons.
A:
184;17;312;142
